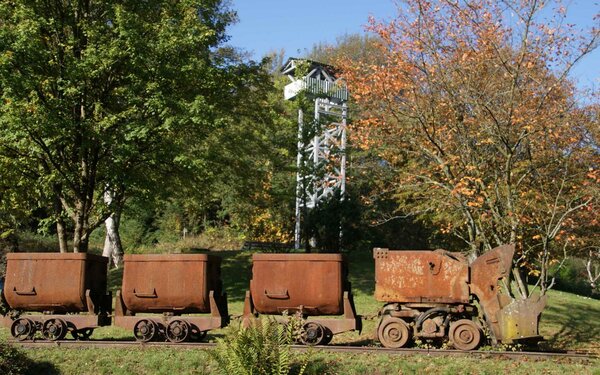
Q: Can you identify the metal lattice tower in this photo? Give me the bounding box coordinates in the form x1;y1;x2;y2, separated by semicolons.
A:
281;58;349;249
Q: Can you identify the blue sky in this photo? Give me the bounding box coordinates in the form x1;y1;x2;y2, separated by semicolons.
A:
227;0;599;88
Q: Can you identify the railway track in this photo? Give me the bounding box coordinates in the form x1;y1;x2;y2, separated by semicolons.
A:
10;340;597;362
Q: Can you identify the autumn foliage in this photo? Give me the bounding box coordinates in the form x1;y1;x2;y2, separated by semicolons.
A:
339;0;599;293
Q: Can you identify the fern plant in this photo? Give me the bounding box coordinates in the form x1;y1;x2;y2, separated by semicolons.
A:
208;315;309;375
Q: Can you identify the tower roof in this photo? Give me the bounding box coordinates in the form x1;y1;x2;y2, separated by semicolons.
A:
280;58;338;80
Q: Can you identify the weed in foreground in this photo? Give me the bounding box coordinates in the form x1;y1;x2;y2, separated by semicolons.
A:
208;315;310;375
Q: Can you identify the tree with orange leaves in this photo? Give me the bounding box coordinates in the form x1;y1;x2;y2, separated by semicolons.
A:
339;0;599;295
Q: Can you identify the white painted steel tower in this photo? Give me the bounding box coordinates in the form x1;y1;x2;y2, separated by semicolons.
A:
281;58;349;249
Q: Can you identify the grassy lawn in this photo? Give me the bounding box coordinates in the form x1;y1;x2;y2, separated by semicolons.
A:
12;347;600;375
2;247;599;374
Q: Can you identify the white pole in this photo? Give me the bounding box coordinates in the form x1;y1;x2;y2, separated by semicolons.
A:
340;102;348;200
312;98;321;208
294;108;304;249
339;102;348;249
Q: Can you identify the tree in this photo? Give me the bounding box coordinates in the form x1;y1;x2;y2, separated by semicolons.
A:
0;0;265;256
306;33;383;67
143;49;299;245
339;0;599;294
0;155;31;276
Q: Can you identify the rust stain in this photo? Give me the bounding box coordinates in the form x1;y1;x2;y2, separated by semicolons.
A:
374;249;469;303
4;253;108;313
121;254;223;314
374;244;545;345
249;253;346;316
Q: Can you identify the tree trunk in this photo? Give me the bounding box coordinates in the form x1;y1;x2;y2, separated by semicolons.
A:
73;201;86;253
53;185;68;253
102;191;123;268
56;218;68;253
512;268;528;299
102;212;123;268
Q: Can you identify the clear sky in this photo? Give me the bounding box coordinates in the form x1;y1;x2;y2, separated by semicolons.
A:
227;0;599;88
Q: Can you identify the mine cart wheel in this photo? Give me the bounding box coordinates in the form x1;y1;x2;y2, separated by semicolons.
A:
133;319;157;342
377;317;411;348
71;328;94;340
320;327;334;345
300;322;326;346
41;319;67;341
166;320;190;343
449;319;481;351
189;326;207;342
11;318;35;341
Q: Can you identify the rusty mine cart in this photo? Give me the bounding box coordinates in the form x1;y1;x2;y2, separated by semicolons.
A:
1;253;112;341
243;253;361;345
114;254;228;343
373;244;547;350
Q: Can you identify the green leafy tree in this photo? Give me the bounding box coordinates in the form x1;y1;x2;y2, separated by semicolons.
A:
0;0;268;254
0;154;35;274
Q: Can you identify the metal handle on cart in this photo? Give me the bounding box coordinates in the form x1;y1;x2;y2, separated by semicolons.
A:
13;287;36;296
264;289;289;299
133;288;157;298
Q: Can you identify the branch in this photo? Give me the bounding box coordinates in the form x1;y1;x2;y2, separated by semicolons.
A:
369;209;432;227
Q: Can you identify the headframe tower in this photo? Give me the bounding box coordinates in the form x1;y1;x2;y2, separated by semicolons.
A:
281;58;349;249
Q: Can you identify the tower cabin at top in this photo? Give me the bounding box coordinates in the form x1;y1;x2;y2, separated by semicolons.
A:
281;58;348;102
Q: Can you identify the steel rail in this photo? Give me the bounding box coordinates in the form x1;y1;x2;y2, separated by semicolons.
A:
10;340;597;362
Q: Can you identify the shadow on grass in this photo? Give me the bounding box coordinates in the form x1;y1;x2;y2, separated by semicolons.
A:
217;251;254;304
107;267;124;293
26;360;60;375
345;250;376;297
541;297;600;351
0;340;60;375
301;358;336;375
332;337;375;347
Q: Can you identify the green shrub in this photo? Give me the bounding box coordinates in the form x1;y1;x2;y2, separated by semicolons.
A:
0;340;31;375
551;258;595;297
208;317;309;375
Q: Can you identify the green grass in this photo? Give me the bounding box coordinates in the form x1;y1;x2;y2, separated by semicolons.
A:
9;347;600;375
538;290;600;353
2;246;600;374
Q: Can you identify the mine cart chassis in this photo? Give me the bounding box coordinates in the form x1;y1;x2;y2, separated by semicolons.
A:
376;302;484;350
2;289;112;341
242;290;361;346
114;290;228;343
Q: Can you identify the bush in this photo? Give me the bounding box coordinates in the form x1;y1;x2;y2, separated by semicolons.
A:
0;340;31;375
551;258;596;298
208;317;309;375
1;230;18;277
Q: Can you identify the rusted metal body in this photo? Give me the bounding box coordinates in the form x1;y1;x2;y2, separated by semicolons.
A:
114;254;228;343
4;253;108;312
470;246;547;344
374;249;469;304
374;244;546;349
243;253;361;345
1;253;111;341
249;253;347;315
